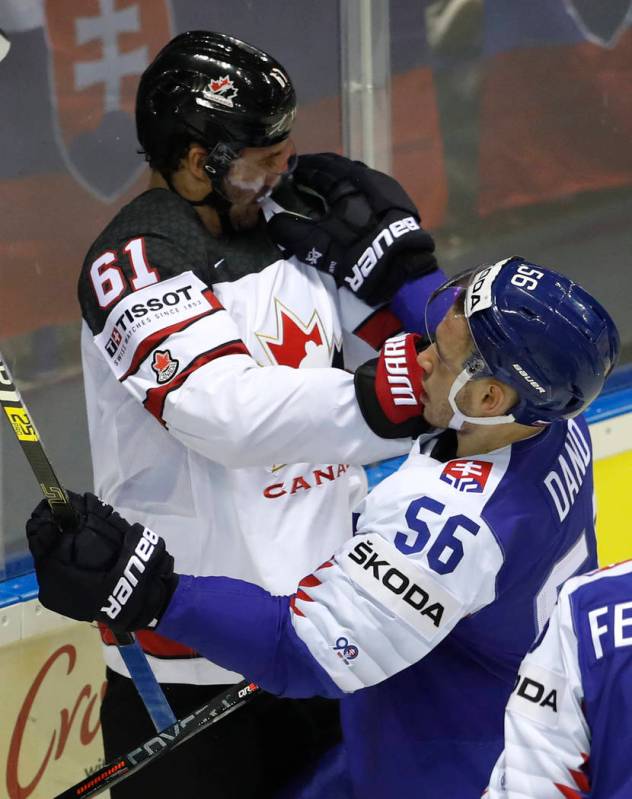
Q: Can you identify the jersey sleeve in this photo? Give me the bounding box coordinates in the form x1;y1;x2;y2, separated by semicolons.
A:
82;232;411;468
485;582;590;799
286;485;504;692
156;471;504;697
336;289;403;370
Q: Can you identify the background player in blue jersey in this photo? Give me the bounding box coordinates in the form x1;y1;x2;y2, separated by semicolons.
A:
486;558;632;799
27;257;619;797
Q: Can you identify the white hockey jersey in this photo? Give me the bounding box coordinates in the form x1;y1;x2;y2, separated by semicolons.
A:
78;185;410;684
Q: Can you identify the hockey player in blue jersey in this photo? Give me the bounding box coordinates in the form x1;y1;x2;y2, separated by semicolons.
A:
27;257;619;797
485;558;632;798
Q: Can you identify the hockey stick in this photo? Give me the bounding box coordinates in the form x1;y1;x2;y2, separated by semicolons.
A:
54;680;261;798
0;350;177;731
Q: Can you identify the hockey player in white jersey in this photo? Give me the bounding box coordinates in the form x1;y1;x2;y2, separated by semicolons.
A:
485;558;632;799
29;257;619;796
77;29;441;797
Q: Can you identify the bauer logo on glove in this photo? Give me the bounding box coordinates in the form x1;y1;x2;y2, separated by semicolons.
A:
100;526;161;621
267;153;437;306
26;491;178;632
345;216;421;294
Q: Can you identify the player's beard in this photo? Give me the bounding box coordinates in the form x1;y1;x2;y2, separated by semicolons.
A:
222;173;278;231
228;201;262;231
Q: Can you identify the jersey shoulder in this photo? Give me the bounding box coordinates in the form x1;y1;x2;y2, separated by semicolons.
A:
359;437;511;528
562;559;632;601
79;189;288;335
562;559;632;665
355;444;505;610
85;189;212;278
79;190;216;334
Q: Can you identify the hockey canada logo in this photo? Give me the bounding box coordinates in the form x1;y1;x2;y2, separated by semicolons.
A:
151;350;178;384
201;75;238;108
440;460;492;493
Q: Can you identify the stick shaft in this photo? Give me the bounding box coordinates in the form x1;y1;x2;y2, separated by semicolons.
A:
0;352;176;731
54;680;261;798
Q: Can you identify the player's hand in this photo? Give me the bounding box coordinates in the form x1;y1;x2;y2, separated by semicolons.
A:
26;492;178;632
354;333;432;438
267;153;437;306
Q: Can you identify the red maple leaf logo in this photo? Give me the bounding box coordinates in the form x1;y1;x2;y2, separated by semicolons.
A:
151;349;179;383
265;309;323;368
210;76;232;93
152;351;171;372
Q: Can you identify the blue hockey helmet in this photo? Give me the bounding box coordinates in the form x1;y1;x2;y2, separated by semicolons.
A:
425;257;620;427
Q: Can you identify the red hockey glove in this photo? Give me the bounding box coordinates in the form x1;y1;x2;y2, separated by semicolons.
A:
354;333;431;438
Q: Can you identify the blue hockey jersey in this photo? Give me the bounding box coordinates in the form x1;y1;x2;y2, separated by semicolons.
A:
157;417;597;797
487;558;632;799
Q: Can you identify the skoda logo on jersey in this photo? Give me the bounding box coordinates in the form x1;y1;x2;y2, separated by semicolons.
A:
44;2;171;201
347;539;447;628
512;674;558;713
151;349;179;384
440;460;493;493
563;0;632;48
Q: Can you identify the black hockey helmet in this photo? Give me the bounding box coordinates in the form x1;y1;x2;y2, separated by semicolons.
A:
136;30;296;179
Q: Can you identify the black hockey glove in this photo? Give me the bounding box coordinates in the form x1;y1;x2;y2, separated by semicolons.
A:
26;492;178;633
267;153;437;306
354;333;433;438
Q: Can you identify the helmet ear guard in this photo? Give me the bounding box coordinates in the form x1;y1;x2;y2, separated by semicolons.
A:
203;141;241;177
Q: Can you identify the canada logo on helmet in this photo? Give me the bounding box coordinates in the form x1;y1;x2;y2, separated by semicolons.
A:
45;1;172;202
201;75;238;108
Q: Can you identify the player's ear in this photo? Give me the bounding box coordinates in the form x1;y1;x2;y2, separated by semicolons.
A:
185;144;211;183
477;379;517;417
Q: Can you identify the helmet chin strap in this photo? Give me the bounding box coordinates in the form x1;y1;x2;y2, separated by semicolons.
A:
447;368;516;430
161;171;237;233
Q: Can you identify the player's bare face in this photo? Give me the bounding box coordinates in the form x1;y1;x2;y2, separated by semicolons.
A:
223;139;296;211
417;308;477;428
